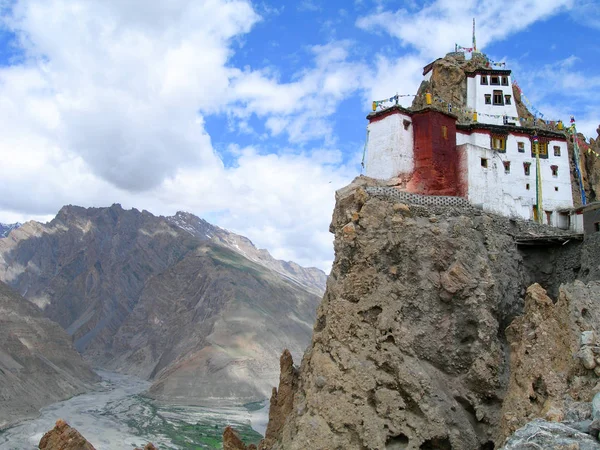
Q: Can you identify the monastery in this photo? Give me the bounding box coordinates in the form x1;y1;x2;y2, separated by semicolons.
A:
363;46;582;231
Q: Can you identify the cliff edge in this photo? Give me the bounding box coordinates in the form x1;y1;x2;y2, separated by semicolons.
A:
236;177;600;449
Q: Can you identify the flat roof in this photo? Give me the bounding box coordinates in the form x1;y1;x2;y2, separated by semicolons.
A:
457;122;567;140
465;69;512;77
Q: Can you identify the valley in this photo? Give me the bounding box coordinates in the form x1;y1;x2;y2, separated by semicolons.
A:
0;370;265;449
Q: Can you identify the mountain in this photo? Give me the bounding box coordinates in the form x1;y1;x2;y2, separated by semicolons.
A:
0;205;324;405
0;222;21;238
0;281;98;430
166;211;327;296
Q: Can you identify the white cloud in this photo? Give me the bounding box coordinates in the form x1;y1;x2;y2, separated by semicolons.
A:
228;40;370;143
356;0;574;58
0;0;366;271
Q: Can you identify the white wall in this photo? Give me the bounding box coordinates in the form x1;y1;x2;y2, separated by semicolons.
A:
460;131;573;225
466;73;520;126
365;111;414;180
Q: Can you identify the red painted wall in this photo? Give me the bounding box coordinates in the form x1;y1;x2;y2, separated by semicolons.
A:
407;110;464;196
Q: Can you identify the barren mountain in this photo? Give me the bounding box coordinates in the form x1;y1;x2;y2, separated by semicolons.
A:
166;211;327;296
0;205;323;405
0;281;98;430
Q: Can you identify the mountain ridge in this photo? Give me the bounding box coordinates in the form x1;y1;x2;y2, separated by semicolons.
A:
0;204;324;406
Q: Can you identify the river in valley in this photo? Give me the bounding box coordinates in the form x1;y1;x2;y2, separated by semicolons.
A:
0;370;267;449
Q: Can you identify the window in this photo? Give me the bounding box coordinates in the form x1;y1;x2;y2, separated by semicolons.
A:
491;76;500;85
551;165;558;177
503;161;511;173
481;158;488;168
504;95;512;105
554;145;561;156
502;76;509;86
555;186;559;192
493;90;504;105
526;183;530;190
441;125;448;140
480;75;488;85
524;162;531;176
491;135;507;151
531;140;548;158
485;94;491;105
518;142;525;153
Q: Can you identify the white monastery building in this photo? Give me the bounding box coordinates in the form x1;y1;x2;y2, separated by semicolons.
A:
364;54;573;229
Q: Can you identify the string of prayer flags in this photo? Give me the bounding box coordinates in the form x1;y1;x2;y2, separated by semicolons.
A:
372;93;416;111
455;44;474;53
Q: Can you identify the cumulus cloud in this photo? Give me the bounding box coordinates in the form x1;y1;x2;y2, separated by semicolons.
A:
0;0;363;270
1;0;259;191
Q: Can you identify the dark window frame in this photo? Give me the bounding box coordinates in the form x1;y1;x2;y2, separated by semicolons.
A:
493;90;504;105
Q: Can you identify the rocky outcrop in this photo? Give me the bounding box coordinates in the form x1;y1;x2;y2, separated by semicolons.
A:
260;350;298;449
500;282;600;441
0;282;98;430
38;419;96;450
224;426;257;450
574;125;600;206
245;177;600;450
0;205;322;406
501;419;600;450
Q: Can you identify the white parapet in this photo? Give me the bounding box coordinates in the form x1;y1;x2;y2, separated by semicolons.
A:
365;109;414;180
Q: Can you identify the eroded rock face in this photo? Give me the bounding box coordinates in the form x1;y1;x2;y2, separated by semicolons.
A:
256;177;591;450
223;426;257;450
247;177;600;450
259;350;298;450
499;282;600;441
38;419;96;450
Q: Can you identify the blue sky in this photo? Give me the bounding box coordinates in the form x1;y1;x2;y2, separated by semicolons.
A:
0;0;598;271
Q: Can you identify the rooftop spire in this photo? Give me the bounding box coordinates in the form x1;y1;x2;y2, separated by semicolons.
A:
472;18;477;52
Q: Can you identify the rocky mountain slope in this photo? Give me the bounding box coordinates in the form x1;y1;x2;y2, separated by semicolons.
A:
166;211;327;296
0;222;20;238
231;177;600;449
0;205;323;405
0;281;98;430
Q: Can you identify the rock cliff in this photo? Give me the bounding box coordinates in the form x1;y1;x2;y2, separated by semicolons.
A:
0;282;98;430
232;177;600;450
0;205;323;406
38;419;96;450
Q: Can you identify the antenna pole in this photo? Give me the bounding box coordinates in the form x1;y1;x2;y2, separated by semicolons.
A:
472;18;477;52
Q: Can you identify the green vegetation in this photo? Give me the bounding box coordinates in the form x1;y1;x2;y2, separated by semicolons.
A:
113;396;263;449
